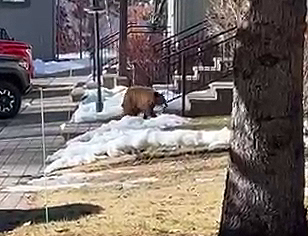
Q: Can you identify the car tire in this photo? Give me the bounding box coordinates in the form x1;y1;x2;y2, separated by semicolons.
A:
0;81;21;119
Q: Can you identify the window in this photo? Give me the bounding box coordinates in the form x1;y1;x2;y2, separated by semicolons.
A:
0;0;30;8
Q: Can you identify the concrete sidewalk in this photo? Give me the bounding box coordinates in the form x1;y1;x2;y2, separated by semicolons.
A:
0;76;92;209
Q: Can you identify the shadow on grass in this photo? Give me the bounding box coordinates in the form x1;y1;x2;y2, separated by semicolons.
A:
0;203;103;233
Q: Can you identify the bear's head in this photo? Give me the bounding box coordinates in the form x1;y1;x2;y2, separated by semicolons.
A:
154;92;168;108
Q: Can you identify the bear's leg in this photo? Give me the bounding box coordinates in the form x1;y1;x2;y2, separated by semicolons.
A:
124;110;133;116
143;107;152;119
124;107;140;117
133;109;140;116
144;106;156;119
150;109;157;118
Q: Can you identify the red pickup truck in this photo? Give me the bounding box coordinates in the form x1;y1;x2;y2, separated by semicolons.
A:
0;28;34;78
0;28;33;118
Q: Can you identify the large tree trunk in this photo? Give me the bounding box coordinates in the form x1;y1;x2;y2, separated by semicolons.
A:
219;1;308;235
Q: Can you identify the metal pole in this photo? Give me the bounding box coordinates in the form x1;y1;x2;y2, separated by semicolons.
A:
79;5;83;59
167;41;171;85
56;0;60;59
93;0;103;112
39;88;49;225
181;54;186;117
119;0;128;81
92;15;96;82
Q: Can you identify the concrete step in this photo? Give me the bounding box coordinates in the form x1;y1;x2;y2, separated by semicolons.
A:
34;66;92;78
0;122;64;140
25;86;73;99
20;101;77;118
60;122;103;141
187;89;216;101
31;76;92;88
7;110;73;125
70;74;129;102
9;100;78;125
153;84;179;92
185;81;233;117
26;76;92;99
187;81;233;101
22;102;77;112
188;89;232;117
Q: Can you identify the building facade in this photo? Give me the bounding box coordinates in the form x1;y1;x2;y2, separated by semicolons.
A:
0;0;56;60
167;0;209;36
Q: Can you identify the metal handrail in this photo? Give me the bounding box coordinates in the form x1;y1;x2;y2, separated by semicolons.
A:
100;27;165;53
160;27;236;61
100;24;164;45
100;23;138;43
155;23;236;59
153;18;210;48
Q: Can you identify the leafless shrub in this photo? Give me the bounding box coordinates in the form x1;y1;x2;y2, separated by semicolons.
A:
205;0;249;33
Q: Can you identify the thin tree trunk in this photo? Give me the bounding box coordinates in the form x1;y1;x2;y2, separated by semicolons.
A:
219;0;308;235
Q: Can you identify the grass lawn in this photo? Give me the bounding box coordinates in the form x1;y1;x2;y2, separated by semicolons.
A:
3;154;228;236
2;152;307;236
178;116;230;131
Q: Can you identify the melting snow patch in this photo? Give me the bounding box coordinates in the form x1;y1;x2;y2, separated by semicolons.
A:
45;114;230;174
59;52;91;60
70;86;127;123
157;89;191;111
2;183;91;193
34;58;90;75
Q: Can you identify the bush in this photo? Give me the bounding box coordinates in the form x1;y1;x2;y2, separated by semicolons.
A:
126;4;164;86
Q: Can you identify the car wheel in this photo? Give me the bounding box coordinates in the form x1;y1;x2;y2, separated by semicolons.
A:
0;81;21;119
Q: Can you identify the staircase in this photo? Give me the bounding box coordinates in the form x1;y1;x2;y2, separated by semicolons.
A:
150;20;236;116
187;81;234;116
100;20;237;117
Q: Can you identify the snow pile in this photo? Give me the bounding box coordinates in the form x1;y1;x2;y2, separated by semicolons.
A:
158;90;191;111
34;50;117;75
34;58;90;75
45;114;230;174
70;86;127;123
58;49;116;60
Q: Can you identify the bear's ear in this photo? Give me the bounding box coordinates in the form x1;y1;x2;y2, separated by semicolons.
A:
154;91;160;97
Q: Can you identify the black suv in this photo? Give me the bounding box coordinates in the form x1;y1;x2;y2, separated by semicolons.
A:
0;55;32;119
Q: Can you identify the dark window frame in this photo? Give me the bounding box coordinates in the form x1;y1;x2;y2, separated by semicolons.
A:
0;0;30;8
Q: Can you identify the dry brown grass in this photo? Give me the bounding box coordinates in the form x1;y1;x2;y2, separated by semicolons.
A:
5;154;228;236
2;151;308;236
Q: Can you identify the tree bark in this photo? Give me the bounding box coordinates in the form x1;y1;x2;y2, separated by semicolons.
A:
219;1;308;236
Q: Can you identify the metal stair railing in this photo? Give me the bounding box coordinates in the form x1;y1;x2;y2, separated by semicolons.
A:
152;25;237;116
